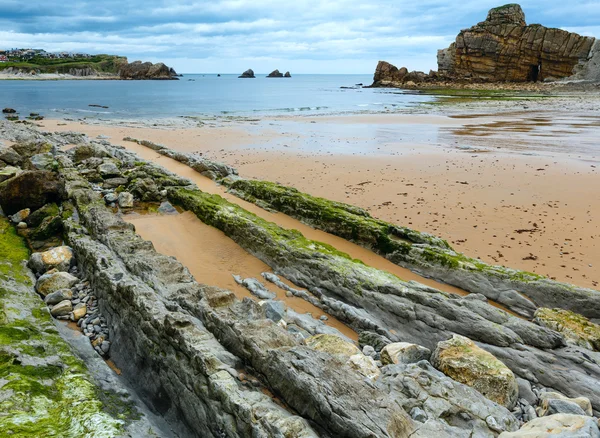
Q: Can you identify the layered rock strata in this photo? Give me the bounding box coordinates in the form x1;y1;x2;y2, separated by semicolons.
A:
223;178;600;320
2;120;600;436
372;4;599;86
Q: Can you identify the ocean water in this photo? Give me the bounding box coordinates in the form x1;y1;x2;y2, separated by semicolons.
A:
0;74;433;119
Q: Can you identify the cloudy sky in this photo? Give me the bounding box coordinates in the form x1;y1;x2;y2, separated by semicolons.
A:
1;1;598;74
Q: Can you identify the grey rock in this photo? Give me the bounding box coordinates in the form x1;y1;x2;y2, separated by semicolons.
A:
239;277;276;299
117;192;134;208
29;153;56;171
358;330;393;352
36;271;79;297
538;399;587;417
0;165;21;183
44;288;74;306
104;192;118;204
98;162;121;178
50;300;73;317
0;145;23;166
380;361;519;436
381;342;431;365
262;300;286;322
499;414;600;437
102;177;128;189
517;378;538;406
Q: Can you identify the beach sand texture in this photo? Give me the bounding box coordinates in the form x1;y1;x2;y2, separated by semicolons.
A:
40;112;600;290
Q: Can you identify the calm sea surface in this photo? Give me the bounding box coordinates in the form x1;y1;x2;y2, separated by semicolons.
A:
0;74;433;119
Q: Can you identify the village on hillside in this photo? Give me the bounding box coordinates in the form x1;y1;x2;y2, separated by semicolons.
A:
0;48;93;63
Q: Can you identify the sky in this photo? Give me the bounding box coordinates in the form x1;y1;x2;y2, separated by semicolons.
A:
1;1;599;74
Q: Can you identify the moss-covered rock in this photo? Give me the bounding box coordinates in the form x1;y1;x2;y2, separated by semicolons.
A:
431;334;518;409
224;178;600;320
0;216;124;436
305;334;360;357
226;178;451;250
534;308;600;351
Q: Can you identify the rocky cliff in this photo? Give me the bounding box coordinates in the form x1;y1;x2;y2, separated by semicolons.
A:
372;4;599;86
118;60;178;80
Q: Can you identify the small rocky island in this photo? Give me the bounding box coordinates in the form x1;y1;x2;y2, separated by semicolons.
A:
267;69;292;77
1;117;600;436
372;4;600;87
238;69;256;78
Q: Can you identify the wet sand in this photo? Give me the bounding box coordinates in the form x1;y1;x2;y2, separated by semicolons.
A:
124;211;358;340
40;113;600;289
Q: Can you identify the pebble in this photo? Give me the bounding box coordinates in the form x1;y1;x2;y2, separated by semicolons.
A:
17;222;27;229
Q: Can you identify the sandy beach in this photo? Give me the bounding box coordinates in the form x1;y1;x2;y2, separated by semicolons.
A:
38;109;600;291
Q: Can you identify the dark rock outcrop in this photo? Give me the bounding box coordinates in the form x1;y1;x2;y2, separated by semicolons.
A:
267;69;289;78
118;60;178;80
0;170;64;215
238;69;256;78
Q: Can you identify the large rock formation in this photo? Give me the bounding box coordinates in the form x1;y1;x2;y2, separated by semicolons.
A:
439;4;595;82
373;4;599;85
118;60;178;80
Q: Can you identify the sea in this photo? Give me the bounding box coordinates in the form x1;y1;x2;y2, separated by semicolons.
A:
0;74;434;120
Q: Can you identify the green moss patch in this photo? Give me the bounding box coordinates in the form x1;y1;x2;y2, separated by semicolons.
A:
0;216;125;436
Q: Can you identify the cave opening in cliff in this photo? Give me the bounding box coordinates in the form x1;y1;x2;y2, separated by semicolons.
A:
528;64;541;82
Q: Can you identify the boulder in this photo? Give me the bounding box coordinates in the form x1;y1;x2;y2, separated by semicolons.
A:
498;414;600;437
29;215;63;241
431;334;518;409
72;303;87;321
284;71;291;78
117;192;134;208
534;308;600;351
129;177;160;201
347;353;381;380
2;108;16;114
261;300;286;322
36;271;78;297
98;162;121;178
381;342;431;365
25;203;60;228
102;177;128;189
238;69;256;78
44;288;74;306
28;153;56;171
305;334;360;357
538;392;593;417
0;145;23;166
28;246;74;274
0;166;21;183
0;170;64;215
358;330;393;352
10;208;30;224
50;300;72;317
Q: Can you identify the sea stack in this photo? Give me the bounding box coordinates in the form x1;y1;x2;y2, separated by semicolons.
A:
238;69;256;78
371;3;600;86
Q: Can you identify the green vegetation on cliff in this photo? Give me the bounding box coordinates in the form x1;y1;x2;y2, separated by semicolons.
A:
0;54;126;74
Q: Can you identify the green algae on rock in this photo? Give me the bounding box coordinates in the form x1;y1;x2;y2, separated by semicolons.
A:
0;216;124;437
224;178;600;320
534;308;600;351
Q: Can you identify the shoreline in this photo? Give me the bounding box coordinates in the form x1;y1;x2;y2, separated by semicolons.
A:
33;107;600;291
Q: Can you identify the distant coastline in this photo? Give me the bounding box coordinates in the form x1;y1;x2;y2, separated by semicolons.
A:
0;50;178;80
